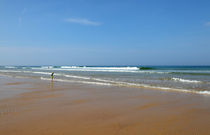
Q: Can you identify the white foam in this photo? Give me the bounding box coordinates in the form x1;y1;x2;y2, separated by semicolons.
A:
24;71;62;76
28;66;171;74
64;75;91;80
172;78;201;83
197;91;210;94
40;77;51;81
0;70;22;73
33;66;142;73
61;66;80;68
112;82;210;95
5;66;16;68
64;75;117;83
41;66;53;69
60;66;138;70
31;71;51;75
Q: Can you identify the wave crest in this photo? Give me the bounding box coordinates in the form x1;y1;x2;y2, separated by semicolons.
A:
171;77;201;83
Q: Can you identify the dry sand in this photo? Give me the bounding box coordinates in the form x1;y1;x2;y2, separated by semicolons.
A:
0;76;210;135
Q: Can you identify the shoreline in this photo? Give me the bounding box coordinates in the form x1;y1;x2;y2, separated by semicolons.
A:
0;75;210;134
1;73;210;96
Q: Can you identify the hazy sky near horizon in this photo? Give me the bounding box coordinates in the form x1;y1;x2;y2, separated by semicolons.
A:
0;0;210;65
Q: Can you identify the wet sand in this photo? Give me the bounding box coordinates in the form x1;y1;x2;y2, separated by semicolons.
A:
1;76;210;135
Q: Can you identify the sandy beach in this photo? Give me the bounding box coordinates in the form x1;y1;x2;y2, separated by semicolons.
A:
1;0;210;134
1;76;210;135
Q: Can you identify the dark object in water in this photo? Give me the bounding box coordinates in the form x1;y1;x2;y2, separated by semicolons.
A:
139;67;154;70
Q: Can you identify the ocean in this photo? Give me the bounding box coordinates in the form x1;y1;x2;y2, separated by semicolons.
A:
0;66;210;95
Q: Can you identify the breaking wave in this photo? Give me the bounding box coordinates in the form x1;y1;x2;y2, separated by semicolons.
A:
171;78;201;83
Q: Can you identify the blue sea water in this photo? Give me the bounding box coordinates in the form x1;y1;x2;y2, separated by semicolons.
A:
0;66;210;94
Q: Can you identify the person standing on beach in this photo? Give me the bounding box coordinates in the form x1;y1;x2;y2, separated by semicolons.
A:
51;72;54;80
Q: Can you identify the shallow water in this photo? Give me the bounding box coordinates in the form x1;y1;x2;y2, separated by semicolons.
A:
0;66;210;94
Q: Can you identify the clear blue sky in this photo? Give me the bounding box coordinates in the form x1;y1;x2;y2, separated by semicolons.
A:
0;0;210;66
